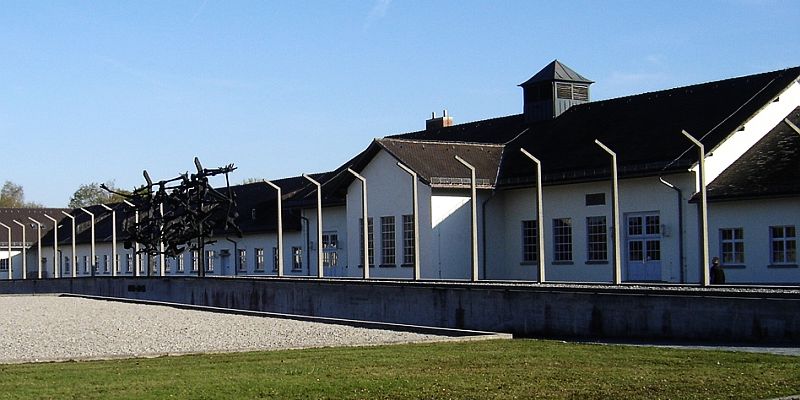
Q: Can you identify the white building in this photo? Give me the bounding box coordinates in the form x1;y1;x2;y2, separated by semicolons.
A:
25;61;800;284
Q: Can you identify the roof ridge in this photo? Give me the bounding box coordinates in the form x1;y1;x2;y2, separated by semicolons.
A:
378;137;506;147
385;113;524;139
581;66;800;109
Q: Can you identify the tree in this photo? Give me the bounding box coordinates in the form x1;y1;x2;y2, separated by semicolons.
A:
68;181;131;208
0;181;41;208
0;181;24;207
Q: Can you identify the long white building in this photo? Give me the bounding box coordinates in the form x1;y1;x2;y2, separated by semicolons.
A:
5;61;799;284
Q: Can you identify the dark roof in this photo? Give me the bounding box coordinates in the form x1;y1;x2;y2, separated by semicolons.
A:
377;138;504;188
0;208;70;245
703;107;800;202
38;179;312;246
499;66;800;187
387;114;529;144
519;60;594;86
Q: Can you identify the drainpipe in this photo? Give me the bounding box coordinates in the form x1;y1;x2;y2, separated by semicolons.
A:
300;215;310;275
658;177;685;284
226;237;238;277
481;190;497;280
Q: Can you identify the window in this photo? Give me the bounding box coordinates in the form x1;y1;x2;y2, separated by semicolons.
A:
0;258;7;271
270;247;277;271
103;255;109;273
64;256;70;274
586;216;608;262
553;218;573;262
238;249;247;272
254;248;265;271
176;254;184;273
191;250;199;272
115;254;120;274
720;228;744;265
556;83;572;99
402;215;415;265
380;216;396;265
94;256;99;273
585;193;605;206
573;84;589;101
322;232;338;267
292;247;303;271
83;255;89;273
521;220;538;263
206;250;214;272
359;217;374;266
645;215;660;235
770;226;796;264
125;253;132;273
137;254;144;274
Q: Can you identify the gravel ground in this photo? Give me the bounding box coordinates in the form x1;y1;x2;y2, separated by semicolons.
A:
0;295;456;364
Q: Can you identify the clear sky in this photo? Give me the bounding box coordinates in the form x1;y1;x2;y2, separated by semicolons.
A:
1;1;798;207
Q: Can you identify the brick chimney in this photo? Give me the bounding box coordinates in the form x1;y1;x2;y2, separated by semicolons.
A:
426;110;453;130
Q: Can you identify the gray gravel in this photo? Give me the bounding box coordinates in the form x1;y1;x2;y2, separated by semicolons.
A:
0;295;454;364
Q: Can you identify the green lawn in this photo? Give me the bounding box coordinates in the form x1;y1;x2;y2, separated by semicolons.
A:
0;339;797;399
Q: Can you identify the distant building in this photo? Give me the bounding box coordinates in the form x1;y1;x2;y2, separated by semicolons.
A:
17;60;800;284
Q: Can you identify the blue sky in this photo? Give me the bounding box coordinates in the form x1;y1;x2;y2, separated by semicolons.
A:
1;1;798;207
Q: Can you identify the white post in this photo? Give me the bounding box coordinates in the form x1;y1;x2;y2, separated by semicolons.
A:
520;148;546;283
347;168;369;279
0;223;11;280
42;215;60;279
682;130;710;287
100;205;118;277
60;212;77;278
302;174;324;278
123;200;140;277
79;208;96;277
397;162;420;280
12;220;26;280
264;180;284;277
27;217;43;279
594;140;622;285
454;155;479;282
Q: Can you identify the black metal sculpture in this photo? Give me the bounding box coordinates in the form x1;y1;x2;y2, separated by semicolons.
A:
103;158;241;277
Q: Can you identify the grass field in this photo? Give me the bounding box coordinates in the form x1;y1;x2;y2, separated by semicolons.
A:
0;339;797;399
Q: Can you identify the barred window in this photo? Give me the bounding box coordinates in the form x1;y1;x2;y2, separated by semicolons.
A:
402;215;415;265
255;248;265;271
238;249;247;272
206;250;214;272
359;217;374;266
292;247;303;271
176;253;184;273
521;220;538;263
553;218;572;262
191;250;198;272
322;232;338;267
380;216;396;265
770;226;796;264
586;216;608;262
720;228;744;265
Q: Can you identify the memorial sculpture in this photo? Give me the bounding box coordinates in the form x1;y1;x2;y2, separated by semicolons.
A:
102;158;241;277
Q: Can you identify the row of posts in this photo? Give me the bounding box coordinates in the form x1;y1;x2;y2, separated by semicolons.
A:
1;130;714;286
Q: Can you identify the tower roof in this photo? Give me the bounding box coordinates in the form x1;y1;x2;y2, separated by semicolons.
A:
519;60;593;86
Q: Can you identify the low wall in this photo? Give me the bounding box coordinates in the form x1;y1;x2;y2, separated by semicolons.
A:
1;277;798;344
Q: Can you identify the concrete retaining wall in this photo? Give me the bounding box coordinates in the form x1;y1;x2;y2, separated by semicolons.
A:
1;277;798;344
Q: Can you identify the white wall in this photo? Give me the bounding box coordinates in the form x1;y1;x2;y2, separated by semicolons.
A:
709;198;800;284
345;150;433;279
487;173;700;283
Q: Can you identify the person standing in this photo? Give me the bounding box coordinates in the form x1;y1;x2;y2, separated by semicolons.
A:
710;256;725;284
